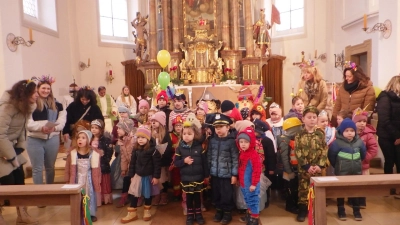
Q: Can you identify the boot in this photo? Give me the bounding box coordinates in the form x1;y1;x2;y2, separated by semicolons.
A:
247;216;259;225
239;209;250;223
213;209;223;222
353;207;362;221
159;192;169;205
120;207;138;223
194;208;205;225
116;193;129;208
0;207;7;225
221;211;232;225
296;204;308;222
16;207;39;225
143;205;152;221
338;206;347;221
186;208;195;225
152;194;161;206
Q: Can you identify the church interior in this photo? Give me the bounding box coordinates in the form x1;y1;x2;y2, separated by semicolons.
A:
1;0;400;224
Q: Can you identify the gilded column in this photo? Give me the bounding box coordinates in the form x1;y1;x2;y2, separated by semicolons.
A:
162;0;170;51
222;0;230;50
172;0;180;52
244;0;254;57
149;0;157;61
231;0;240;50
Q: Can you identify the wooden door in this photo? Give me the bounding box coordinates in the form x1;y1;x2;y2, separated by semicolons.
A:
124;62;146;100
261;57;284;113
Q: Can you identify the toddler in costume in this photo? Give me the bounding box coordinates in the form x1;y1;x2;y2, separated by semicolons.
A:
133;99;149;125
169;116;184;201
284;96;304;120
65;130;101;222
90;119;114;205
156;90;171;130
236;127;262;225
121;126;161;223
266;102;284;140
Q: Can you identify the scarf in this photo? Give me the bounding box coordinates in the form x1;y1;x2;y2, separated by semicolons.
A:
304;81;319;103
344;80;359;94
174;107;187;113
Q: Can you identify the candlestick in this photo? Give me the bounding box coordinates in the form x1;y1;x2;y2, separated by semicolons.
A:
363;14;367;28
29;28;32;41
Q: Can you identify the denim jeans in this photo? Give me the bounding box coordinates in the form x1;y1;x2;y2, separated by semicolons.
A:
27;135;60;184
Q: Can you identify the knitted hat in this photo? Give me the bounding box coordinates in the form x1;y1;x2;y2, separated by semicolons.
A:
235;120;254;133
136;126;151;140
78;130;93;143
151;111;166;126
251;104;267;121
237;133;250;142
117;118;135;134
196;100;208;114
157;90;168;102
240;107;250;119
138;99;150;109
228;107;243;122
339;118;357;134
212;113;233;126
118;106;131;115
352;107;368;123
221;100;235;113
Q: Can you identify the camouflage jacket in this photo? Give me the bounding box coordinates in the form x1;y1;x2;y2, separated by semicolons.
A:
294;128;328;171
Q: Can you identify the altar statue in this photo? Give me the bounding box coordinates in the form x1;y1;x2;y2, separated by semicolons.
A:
216;58;224;73
179;58;187;71
253;9;271;53
132;12;149;61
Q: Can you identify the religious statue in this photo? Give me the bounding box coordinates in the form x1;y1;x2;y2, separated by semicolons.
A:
179;58;187;71
216;58;224;73
132;12;149;62
208;44;216;66
253;9;271;55
187;44;195;67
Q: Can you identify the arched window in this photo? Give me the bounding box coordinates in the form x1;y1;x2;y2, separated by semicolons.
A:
272;0;304;38
21;0;58;36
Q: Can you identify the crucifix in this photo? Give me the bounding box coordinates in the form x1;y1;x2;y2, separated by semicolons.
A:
292;51;305;66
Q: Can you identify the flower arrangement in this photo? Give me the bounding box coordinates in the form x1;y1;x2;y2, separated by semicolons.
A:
32;75;56;84
170;66;178;72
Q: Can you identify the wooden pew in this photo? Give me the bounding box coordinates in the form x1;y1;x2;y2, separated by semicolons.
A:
0;184;82;225
311;174;400;225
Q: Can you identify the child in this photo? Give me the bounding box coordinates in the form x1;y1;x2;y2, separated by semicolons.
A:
174;120;209;225
336;110;350;129
250;104;267;122
121;126;161;223
134;99;149;125
236;127;262;225
284;96;304;120
90;119;114;205
208;113;238;224
277;118;303;214
266;102;284;141
116;118;136;208
156;90;171;130
169;92;192;132
352;108;378;208
169;116;184;201
147;106;158;126
317;110;335;146
328;118;366;221
151;111;172;205
65;130;101;222
195;100;208;125
294;106;327;222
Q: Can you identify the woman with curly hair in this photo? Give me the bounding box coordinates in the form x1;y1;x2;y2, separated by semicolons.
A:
116;85;137;116
0;79;39;224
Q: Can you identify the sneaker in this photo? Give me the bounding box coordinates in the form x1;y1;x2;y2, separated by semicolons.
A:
338;212;347;221
220;211;232;225
354;211;362;221
213;209;223;222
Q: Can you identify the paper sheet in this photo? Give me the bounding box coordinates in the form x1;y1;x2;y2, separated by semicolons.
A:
315;177;339;181
62;184;81;189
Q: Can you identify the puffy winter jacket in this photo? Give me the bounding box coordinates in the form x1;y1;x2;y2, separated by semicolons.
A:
207;132;239;178
328;133;366;176
376;91;400;140
358;124;378;170
128;138;161;179
174;140;209;182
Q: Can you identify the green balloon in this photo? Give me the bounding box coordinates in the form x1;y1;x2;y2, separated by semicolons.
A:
158;72;170;90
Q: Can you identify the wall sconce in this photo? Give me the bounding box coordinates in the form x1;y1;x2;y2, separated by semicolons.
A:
362;18;392;39
6;29;35;52
106;61;114;83
334;50;346;71
79;58;90;71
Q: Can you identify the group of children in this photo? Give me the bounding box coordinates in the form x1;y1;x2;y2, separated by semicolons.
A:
63;90;378;224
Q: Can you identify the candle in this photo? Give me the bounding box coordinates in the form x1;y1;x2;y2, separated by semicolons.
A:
88;58;90;66
363;14;367;28
29;28;32;41
109;70;112;75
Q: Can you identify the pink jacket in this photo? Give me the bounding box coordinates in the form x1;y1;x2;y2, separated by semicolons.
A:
359;124;378;170
119;136;134;174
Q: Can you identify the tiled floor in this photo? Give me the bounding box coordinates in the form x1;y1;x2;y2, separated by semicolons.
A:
2;191;400;225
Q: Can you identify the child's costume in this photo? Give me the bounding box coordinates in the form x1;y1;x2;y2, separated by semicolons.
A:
170;116;183;198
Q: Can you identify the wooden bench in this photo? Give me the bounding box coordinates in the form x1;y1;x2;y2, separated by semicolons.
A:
311;174;400;225
0;184;82;225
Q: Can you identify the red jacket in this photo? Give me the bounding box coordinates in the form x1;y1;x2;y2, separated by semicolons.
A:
359;124;378;170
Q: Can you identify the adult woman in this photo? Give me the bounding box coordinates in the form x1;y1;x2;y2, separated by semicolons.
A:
62;87;104;142
0;80;39;224
297;63;328;111
116;85;137;116
332;63;375;126
26;76;66;187
376;76;400;175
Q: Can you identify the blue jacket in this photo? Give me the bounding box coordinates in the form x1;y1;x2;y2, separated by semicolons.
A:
328;133;366;175
207;132;239;178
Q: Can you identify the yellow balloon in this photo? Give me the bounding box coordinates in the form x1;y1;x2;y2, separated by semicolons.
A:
373;86;382;98
157;50;171;68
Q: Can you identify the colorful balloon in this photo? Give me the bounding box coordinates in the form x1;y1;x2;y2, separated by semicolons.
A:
157;50;171;68
373;86;382;98
158;72;170;90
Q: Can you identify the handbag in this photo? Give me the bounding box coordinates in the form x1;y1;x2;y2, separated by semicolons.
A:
70;106;91;130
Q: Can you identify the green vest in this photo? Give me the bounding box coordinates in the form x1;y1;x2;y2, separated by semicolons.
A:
96;94;117;122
